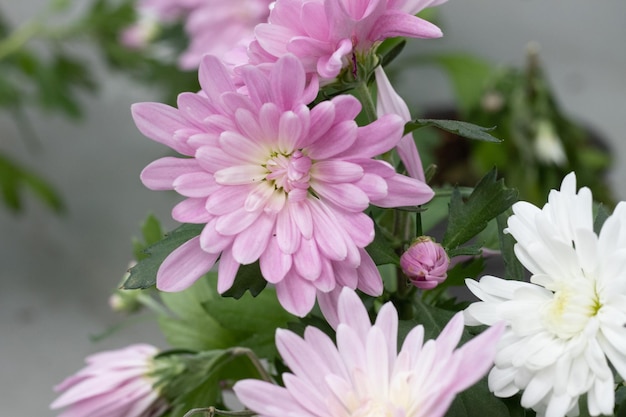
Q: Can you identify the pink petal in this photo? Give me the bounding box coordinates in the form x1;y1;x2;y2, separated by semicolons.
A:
313;182;370;212
289;199;313;239
173;172;219;197
172;198;212;223
205;185;248;215
200;218;234;254
157;236;218;292
313;258;336;292
337;287;372;343
217;248;240;293
278;111;303;153
276;206;302;254
260;237;293;283
355;173;388;201
370;11;443;40
140;157;201;190
294;237;323;281
177;92;213;125
355;249;383;295
214;164;268;185
270;54;307;110
337;114;404;159
372;173;434;207
306;120;358;160
240;65;272;107
131;102;195;155
275;271;317;316
231;212;276;264
311;160;363;183
198;55;236;102
234;380;309;416
308;199;348;261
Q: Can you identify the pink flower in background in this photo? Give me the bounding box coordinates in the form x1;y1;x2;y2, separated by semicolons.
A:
122;0;273;69
249;0;446;81
50;344;165;417
234;287;504;417
400;236;449;289
132;54;433;316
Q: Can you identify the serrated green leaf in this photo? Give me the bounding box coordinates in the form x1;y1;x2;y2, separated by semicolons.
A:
123;223;203;289
366;222;401;265
405;119;501;143
496;211;525;281
202;288;293;358
221;262;268;298
443;169;518;251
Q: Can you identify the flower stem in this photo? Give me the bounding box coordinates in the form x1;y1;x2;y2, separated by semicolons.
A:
230;347;272;383
354;81;377;124
183;407;255;417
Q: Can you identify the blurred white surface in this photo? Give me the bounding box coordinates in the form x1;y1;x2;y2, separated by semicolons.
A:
1;0;625;415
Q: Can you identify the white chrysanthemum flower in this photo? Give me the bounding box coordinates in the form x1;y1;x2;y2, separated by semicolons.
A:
464;172;626;417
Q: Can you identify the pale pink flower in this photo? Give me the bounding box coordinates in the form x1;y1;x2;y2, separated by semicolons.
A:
401;236;449;289
375;66;425;181
50;344;165;417
122;0;273;69
132;54;433;316
249;0;447;81
234;287;504;417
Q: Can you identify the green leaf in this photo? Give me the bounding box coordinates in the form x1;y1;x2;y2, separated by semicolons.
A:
496;211;525;281
446;243;483;259
405;119;501;143
421;53;494;116
0;153;64;213
365;222;401;266
443;169;518;251
446;378;511;417
123;223;203;289
158;275;239;351
157;349;263;417
593;202;610;235
202;288;293;358
221;262;268;299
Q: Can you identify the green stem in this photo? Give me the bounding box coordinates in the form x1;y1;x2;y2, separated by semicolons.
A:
136;293;171;317
0;20;41;61
183;407;255;417
230;347;272;383
354;80;377;124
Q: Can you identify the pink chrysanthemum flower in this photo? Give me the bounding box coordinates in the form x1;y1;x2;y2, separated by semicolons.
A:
248;0;447;81
234;287;504;417
122;0;272;69
50;344;165;417
132;54;433;316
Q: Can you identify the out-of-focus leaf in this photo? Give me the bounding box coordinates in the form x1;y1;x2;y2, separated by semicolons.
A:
0;153;64;213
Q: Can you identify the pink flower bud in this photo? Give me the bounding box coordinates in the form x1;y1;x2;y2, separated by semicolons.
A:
400;237;449;290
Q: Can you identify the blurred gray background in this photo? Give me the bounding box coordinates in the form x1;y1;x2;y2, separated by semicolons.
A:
1;0;625;415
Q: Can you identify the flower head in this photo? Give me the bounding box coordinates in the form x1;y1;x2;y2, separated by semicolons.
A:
50;344;165;417
464;172;626;417
123;0;273;69
249;0;446;81
400;236;449;289
132;54;433;316
234;287;503;417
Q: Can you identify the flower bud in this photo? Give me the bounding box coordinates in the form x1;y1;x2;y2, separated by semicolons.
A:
400;236;449;289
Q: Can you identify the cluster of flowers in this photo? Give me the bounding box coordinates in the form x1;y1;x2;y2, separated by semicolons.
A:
52;1;626;417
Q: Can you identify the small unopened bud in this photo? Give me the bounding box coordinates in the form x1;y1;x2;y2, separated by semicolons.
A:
533;119;566;166
109;262;143;314
400;236;449;290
